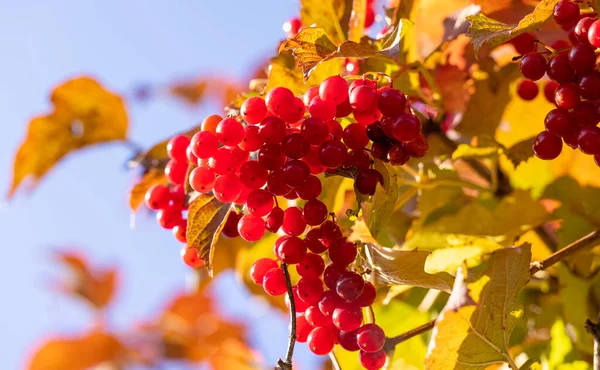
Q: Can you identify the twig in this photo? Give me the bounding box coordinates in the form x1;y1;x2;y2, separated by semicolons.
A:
276;263;296;370
384;319;436;350
328;352;342;370
585;312;600;370
529;229;600;274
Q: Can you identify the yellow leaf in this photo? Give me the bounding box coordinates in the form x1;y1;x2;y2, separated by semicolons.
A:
426;244;531;369
130;125;203;170
129;170;169;211
300;0;351;44
266;52;343;95
28;331;122;370
169;77;242;107
9;77;128;197
186;194;231;274
361;159;399;238
348;0;366;43
452;143;500;160
466;0;560;55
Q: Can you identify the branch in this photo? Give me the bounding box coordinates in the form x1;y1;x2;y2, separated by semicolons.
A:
529;229;600;274
277;263;296;370
384;319;436;350
585;312;600;370
328;352;342;370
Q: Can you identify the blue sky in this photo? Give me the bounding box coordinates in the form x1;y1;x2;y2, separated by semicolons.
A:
0;1;321;368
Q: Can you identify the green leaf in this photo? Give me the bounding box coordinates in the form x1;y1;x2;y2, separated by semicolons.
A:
361;159;400;238
186;194;231;274
425;244;532;369
504;136;536;168
466;0;560;55
300;0;351;44
458;63;520;137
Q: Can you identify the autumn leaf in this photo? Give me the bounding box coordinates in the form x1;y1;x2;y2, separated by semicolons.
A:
28;331;122;370
300;0;351;44
186;194;231;273
169;77;242;107
129;170;169;211
425;244;531;369
55;251;118;309
348;0;367;43
466;0;560;55
452;142;500;160
9;77;128;198
504;136;536;168
360;159;400;238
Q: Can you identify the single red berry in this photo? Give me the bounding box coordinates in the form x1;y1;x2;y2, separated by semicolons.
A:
279;97;307;124
144;184;171;210
157;206;183;229
357;324;386;353
306;229;328;254
568;44;596;74
555;82;580;109
181;247;205;268
378;88;407;115
388;143;410;166
282;159;310;187
579;72;600;100
237;214;266;242
250;258;279;284
324;264;348;290
307;326;336;355
213;173;242;202
241;96;268;125
266;87;295;115
320;75;349;104
359;349;386;370
594;154;600;167
169;185;186;210
221;211;242;238
356;281;377;307
297;277;325;304
320;221;342;246
259;116;287;145
329;240;359;267
404;134;429;158
209;147;237;175
295;313;314;343
333;303;363;331
167;135;191;163
547;54;575;83
335;98;353;118
186;145;199;165
172;220;187;243
575;17;596;44
282;206;307;236
544;109;574;137
246;189;274;217
355;169;384;195
318;139;349;168
239;125;264;152
390;113;421;142
336;271;365;301
263;267;287;296
283;17;302;37
326;119;344;140
276;236;307;264
544;80;559;103
577;126;600;154
238;161;268;189
282;133;310;159
354;108;382;126
519;52;547;81
339;329;361;352
343;123;369;150
553;0;580;27
296;175;322;200
296;253;325;279
364;6;375;27
165;160;187;185
533;131;563;160
265;206;285;233
258;144;286;170
309;96;337;121
302;117;330;145
366;122;386;142
267;170;291;196
216;118;244;146
350;85;378;113
306;304;333;327
510;32;536;54
573;101;600;127
588;20;600;47
286;286;310;313
345;149;372;170
303;199;328;226
516;79;539;101
189;166;216;193
319;290;344;317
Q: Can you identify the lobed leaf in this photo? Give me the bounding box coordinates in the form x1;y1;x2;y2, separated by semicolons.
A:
300;0;351;43
466;0;560;55
186;194;231;274
9;77;128;198
425;244;532;369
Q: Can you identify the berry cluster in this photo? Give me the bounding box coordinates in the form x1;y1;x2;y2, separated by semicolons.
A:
514;0;600;165
142;74;428;368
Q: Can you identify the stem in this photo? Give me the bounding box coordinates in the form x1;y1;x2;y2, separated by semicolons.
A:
384;319;436;349
277;263;296;370
529;229;600;274
585;312;600;370
328;352;342;370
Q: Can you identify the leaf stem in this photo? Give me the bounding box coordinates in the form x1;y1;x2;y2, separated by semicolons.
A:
277;263;296;370
384;319;436;350
529;229;600;274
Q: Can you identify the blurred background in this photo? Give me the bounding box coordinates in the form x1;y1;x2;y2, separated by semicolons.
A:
0;1;326;368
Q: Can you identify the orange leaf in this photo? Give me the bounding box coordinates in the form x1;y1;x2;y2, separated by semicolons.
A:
170;80;209;105
56;251;118;309
169;78;242;107
9;77;128;198
129;170;169;211
28;331;122;370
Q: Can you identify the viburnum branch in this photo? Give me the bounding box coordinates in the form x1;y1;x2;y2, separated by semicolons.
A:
277;263;296;370
329;352;342;370
585;312;600;370
383;319;436;350
529;229;600;274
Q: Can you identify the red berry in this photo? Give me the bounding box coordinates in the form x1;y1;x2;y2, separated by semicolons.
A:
186;145;199;165
343;123;370;150
404;134;429;158
339;329;361;351
309;96;337;121
246;189;274;217
335;98;353;118
366;123;386;142
579;72;600;100
516;79;539;101
357;324;386;353
283;206;307;236
237;214;266;242
209;147;237;175
296;253;325;278
346;149;372;170
295;313;314;343
267;170;291;196
216;118;244;146
282;159;310;187
356;281;377;307
553;1;580;27
250;258;278;284
172;220;187;243
265;206;285;233
165;160;187;185
573;101;600;127
589;20;600;47
519;52;547;81
324;264;348;290
359;349;386;370
241;96;268;124
306;304;332;327
239;161;268;189
547;54;575;83
595;154;600;167
355;169;384;195
258;144;286;170
167;135;191;163
533;131;563;160
263;267;287;296
221;211;242;238
336;271;365;301
327;119;344;140
390;113;421;142
297;277;325;304
364;6;375;27
510;32;536;54
282;133;310;159
144;184;171;210
259;116;287;145
302;117;329;145
544;109;574;137
329;240;358;267
189;166;215;193
306;230;328;254
577;126;600;154
555;82;580;109
213;174;242;202
318;139;349;168
568;44;596;74
319;290;343;317
350;85;378;113
333;303;363;331
303;199;328;226
283;17;302;36
544;80;559;103
307;326;336;355
157;206;183;229
388;143;410;165
296;175;322;200
181;247;205;268
320;75;349;104
239;125;264;152
266;87;295;115
286;286;310;313
378;88;407;115
276;236;307;264
280;97;306;124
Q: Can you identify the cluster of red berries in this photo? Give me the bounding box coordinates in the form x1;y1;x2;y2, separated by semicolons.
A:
142;73;427;368
514;0;600;165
